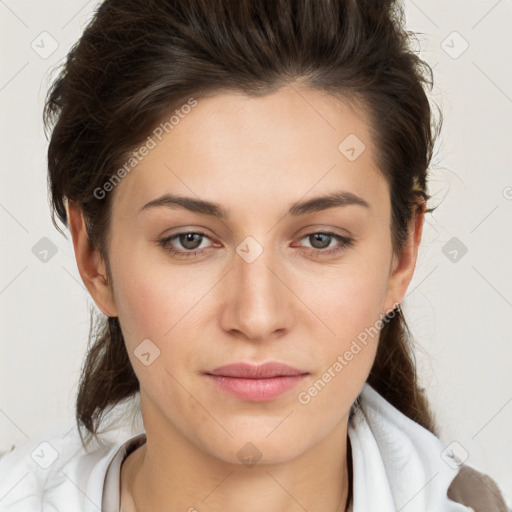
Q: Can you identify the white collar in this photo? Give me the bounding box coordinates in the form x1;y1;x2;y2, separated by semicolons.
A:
348;383;471;511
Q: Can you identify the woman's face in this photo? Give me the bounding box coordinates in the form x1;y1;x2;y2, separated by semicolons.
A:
80;86;420;464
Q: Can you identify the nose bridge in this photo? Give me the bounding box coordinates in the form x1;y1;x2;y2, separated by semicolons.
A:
223;235;289;340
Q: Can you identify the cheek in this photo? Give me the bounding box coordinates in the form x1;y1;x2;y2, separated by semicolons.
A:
114;277;169;345
110;250;221;393
298;249;391;340
292;264;387;424
112;269;200;408
292;238;392;387
111;245;208;345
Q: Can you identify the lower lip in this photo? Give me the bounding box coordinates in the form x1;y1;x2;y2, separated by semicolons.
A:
205;374;308;402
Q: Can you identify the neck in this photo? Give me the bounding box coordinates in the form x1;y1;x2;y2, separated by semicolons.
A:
120;421;352;512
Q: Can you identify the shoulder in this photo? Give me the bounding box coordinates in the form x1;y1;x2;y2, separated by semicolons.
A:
0;428;122;511
448;464;510;512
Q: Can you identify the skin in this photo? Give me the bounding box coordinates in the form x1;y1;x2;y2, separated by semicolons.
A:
68;85;425;512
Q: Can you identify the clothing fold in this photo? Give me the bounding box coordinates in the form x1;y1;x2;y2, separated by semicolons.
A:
347;384;471;512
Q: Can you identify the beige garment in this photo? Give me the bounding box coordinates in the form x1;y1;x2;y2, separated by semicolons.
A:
448;465;510;512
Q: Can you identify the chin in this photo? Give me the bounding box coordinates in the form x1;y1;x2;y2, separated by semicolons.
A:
198;429;315;467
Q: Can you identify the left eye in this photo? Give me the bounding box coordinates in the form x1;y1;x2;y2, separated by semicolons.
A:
159;231;353;258
299;232;347;250
293;232;353;257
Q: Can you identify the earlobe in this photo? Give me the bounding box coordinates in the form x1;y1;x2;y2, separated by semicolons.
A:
67;200;118;318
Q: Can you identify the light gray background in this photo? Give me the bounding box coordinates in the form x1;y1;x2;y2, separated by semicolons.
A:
1;0;511;504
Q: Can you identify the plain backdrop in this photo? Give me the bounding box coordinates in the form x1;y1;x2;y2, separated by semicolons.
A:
1;0;511;504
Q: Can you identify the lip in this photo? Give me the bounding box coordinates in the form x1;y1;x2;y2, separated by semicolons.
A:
207;362;307;378
204;362;309;402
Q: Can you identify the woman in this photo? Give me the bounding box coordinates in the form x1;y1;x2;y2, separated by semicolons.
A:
0;0;507;511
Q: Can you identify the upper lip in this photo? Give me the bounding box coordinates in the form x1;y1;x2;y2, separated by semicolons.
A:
206;362;308;378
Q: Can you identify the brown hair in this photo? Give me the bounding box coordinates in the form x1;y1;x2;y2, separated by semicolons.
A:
44;0;442;448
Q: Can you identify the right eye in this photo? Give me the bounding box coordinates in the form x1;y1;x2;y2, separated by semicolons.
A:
159;231;216;258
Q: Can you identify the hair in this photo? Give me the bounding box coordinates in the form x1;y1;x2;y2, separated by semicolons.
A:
44;0;442;449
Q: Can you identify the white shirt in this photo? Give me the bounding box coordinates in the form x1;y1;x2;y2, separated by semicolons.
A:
0;383;471;511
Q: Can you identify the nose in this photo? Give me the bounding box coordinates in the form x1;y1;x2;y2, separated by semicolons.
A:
219;239;294;343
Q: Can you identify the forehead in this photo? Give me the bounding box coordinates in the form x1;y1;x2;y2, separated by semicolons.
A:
110;86;387;221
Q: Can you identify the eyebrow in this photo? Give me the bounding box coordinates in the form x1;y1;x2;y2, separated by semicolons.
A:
139;190;370;218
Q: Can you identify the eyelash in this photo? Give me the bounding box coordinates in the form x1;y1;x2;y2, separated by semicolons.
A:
158;231;353;259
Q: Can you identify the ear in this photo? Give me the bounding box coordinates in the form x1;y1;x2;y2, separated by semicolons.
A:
67;200;118;317
383;199;426;315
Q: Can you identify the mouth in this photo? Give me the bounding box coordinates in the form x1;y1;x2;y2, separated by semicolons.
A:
204;362;309;402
